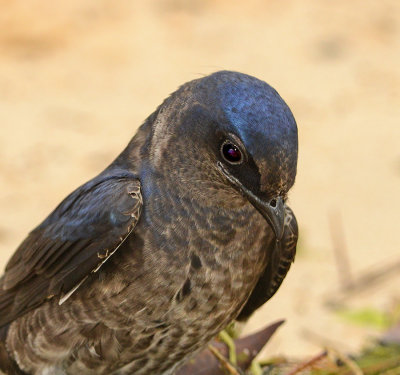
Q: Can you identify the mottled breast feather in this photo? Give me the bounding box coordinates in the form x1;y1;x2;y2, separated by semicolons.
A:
236;205;298;321
0;174;142;327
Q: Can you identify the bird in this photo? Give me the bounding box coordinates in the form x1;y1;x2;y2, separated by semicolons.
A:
0;70;298;375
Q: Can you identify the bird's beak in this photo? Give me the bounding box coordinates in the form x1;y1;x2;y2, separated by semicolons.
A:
217;162;286;240
245;194;285;241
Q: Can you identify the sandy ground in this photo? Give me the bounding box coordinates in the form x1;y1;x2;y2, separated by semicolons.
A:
0;0;399;359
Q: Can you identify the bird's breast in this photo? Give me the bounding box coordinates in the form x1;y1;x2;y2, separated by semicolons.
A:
51;198;274;374
134;199;272;330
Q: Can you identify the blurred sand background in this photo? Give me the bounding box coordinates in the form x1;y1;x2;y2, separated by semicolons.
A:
0;0;399;359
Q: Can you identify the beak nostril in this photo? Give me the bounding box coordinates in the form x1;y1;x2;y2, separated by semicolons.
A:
270;199;277;208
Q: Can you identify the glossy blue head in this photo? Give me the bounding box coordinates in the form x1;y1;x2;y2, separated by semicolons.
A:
193;71;298;197
141;71;298;239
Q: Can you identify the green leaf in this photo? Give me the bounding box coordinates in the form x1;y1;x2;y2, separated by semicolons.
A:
336;307;390;330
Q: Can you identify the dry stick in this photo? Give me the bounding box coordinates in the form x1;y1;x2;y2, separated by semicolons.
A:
329;210;354;291
285;350;328;375
325;257;400;307
340;258;400;296
327;210;400;307
208;344;241;375
301;327;353;353
328;347;364;375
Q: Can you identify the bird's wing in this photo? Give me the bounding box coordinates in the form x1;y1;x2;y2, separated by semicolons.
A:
0;174;142;326
237;205;298;321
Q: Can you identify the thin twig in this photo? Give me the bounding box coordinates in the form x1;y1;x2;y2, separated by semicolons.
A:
301;328;353;353
328;347;364;375
285;350;328;375
325;257;400;307
208;344;241;375
329;210;354;291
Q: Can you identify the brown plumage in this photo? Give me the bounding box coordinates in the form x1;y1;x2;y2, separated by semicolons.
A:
0;71;298;375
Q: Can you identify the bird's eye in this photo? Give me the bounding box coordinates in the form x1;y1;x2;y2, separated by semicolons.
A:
221;142;243;164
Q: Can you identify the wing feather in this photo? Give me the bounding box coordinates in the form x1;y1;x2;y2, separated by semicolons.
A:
0;174;142;327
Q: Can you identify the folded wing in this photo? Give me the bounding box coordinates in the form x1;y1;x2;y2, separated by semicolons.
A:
0;174;142;327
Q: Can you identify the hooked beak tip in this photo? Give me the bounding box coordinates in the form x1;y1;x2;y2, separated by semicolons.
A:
252;196;286;241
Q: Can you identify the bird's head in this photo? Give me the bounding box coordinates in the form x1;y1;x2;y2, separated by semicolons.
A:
142;71;298;240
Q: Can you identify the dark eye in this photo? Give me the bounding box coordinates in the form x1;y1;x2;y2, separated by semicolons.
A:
221;142;243;164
